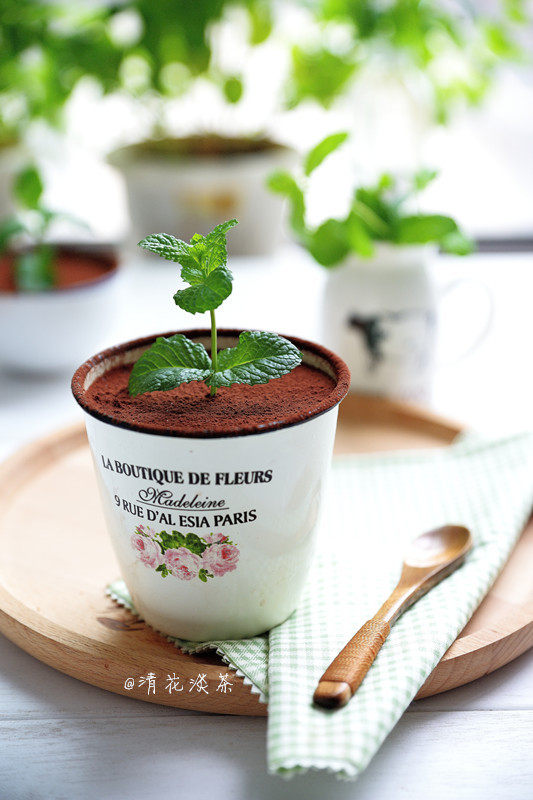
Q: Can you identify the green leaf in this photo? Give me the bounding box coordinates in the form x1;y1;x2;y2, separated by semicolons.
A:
345;214;375;258
440;230;475;256
174;267;233;314
395;215;458;244
13;165;43;210
0;217;27;253
158;531;186;552
248;0;273;44
307;219;350;267
413;168;438;192
267;171;305;237
158;530;207;555
198;569;208;582
14;246;55;291
138;233;196;264
140;220;238;314
201;218;238;275
183;532;207;555
207;331;302;389
287;45;358;108
223;75;243;104
128;334;212;396
304;132;348;176
155;564;170;578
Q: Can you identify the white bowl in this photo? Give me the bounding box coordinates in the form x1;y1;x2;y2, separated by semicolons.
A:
0;247;119;373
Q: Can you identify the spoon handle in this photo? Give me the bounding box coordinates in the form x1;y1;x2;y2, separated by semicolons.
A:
313;617;390;709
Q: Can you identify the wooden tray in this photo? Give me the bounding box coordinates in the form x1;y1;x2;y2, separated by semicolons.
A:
0;395;532;715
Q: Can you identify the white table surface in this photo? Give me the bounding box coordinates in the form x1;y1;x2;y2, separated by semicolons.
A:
1;246;532;799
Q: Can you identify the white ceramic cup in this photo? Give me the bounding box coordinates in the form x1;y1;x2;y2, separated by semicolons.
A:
320;244;493;402
0;247;119;373
108;142;296;256
72;330;350;641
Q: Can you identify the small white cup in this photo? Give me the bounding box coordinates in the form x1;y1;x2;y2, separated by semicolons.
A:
72;330;350;640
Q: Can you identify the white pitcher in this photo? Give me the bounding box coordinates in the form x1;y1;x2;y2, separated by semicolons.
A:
319;244;492;403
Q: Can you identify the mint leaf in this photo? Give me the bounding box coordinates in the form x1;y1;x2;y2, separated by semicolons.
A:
173;267;233;314
304;132;348;176
138;233;194;263
346;214;374;258
128;334;212;396
207;331;302;389
155;564;170;578
440;230;475;256
140;220;237;314
267;171;306;236
14;246;55;291
14;165;43;210
395;215;457;244
202;219;238;273
0;217;27;252
307;219;350;267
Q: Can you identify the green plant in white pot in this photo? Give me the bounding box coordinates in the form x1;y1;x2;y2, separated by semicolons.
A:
0;165;119;372
269;133;488;403
105;0;298;256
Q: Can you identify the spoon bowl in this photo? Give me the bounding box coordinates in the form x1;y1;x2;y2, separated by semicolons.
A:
403;525;472;569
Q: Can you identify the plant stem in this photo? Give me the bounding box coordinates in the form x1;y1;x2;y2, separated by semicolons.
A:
210;309;217;397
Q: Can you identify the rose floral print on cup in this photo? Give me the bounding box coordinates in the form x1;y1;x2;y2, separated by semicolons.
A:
130;525;240;583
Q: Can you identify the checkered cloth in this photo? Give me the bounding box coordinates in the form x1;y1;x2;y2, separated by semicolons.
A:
109;432;533;779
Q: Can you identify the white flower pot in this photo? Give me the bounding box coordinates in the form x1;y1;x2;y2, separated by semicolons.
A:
319;245;492;402
72;330;349;641
109;140;296;256
0;247;119;373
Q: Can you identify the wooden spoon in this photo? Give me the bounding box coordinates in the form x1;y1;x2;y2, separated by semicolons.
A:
313;524;473;710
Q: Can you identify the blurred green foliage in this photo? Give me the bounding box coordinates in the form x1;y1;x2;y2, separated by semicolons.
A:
286;0;528;120
268;134;474;265
0;0;528;144
0;0;276;143
0;163;88;290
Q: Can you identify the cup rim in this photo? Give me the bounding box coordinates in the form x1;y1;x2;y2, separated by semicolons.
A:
71;328;350;439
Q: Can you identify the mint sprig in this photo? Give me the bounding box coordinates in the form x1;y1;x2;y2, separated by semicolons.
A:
268;135;475;264
0;163;90;291
130;220;302;398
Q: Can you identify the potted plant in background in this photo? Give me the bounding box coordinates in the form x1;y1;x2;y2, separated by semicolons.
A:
0;165;118;373
72;219;349;640
268;134;493;402
105;0;297;256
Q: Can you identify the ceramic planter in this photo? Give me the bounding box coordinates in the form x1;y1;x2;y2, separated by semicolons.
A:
109;139;296;256
0;246;119;373
320;245;437;402
320;244;492;403
72;330;349;641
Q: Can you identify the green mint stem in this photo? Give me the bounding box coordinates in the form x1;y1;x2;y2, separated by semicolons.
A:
210;308;218;396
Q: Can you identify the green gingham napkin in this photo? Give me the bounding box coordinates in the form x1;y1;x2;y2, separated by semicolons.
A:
108;432;533;779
